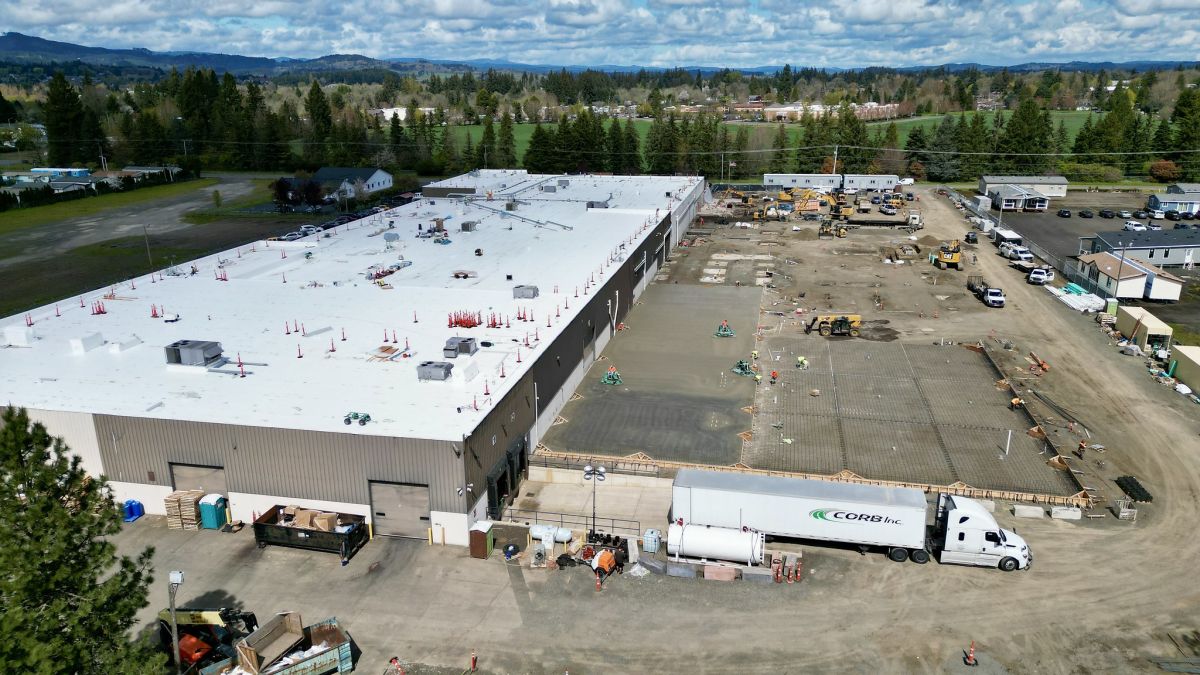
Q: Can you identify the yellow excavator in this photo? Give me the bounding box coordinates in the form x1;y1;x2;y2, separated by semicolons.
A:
803;313;863;337
935;240;962;270
818;222;847;238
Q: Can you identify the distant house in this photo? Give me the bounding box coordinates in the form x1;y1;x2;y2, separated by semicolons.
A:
122;165;183;181
312;167;393;199
1148;184;1200;215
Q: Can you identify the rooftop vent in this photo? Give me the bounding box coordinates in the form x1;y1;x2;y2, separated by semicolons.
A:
164;340;223;366
443;337;479;358
461;221;478;232
513;285;540;299
417;361;454;381
506;201;517;210
541;185;557;193
587;200;609;209
558;179;570;187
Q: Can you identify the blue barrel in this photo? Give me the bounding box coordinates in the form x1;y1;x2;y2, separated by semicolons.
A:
122;499;144;522
199;495;227;529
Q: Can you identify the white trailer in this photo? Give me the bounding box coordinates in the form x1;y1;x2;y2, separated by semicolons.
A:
671;469;1031;571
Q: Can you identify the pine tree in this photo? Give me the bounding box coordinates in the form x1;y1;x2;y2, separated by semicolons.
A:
731;125;749;178
998;98;1052;173
924;115;960;181
1171;89;1200;179
904;125;929;170
769;123;789;173
878;121;905;176
44;72;82;166
606;118;623;174
523;123;553;173
497;112;517;168
1152;118;1174;155
0;90;18;123
476;117;497;169
304;81;332;164
0;408;163;673
621;118;642;174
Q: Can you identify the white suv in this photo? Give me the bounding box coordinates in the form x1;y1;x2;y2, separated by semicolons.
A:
1150;209;1165;219
1123;220;1146;231
1027;268;1054;285
1005;246;1034;262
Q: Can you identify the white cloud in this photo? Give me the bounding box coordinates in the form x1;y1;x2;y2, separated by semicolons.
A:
0;0;1197;67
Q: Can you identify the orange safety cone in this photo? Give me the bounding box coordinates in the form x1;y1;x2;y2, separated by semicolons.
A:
964;640;977;667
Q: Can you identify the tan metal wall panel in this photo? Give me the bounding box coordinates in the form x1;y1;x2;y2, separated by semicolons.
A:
93;415;465;512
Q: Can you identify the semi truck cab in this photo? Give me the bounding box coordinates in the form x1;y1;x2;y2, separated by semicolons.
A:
935;494;1031;571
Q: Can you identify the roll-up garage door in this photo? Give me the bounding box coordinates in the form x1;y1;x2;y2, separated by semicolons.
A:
369;481;431;538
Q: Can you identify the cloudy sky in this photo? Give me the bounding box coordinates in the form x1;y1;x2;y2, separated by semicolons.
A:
3;0;1198;68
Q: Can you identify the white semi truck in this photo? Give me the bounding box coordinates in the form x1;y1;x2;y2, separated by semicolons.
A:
669;469;1032;571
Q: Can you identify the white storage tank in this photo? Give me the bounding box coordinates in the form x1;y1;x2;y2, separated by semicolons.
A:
666;523;765;566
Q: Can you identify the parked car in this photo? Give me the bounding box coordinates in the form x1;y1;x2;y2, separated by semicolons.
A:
1165;210;1181;221
1123;220;1147;231
1182;211;1197;220
1119;210;1133;219
280;232;303;241
871;195;882;204
1098;209;1116;219
1133;210;1149;219
1150;209;1166;219
1057;208;1071;218
1147;222;1163;231
964;231;978;244
1078;209;1094;218
880;205;897;215
904;192;915;201
1174;222;1191;230
1027;268;1054;285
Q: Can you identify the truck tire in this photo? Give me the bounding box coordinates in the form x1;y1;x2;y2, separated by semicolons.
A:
909;549;930;564
999;556;1019;572
819;324;832;336
888;547;908;563
849;328;860;337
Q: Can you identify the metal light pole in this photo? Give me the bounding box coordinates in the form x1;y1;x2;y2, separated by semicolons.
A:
583;464;606;537
168;570;185;675
1114;240;1126;302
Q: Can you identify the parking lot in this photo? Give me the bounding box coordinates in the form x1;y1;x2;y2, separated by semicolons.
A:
995;191;1154;261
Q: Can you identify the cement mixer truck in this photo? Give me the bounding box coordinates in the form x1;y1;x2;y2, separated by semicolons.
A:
668;469;1031;571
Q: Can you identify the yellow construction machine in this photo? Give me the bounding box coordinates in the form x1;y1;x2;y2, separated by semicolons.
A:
803;313;863;337
818;222;847;238
935;240;962;270
778;190;794;203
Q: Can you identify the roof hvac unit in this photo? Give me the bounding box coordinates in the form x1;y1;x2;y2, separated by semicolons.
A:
505;201;517;210
443;337;479;358
587;200;609;209
513;285;540;299
164;340;223;366
417;361;454;381
541;185;557;193
461;221;478;232
558;179;570;187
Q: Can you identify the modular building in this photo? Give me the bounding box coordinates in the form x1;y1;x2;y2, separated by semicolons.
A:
988;184;1049;211
1148;184;1200;215
763;173;900;191
1076;252;1184;301
1115;306;1173;352
1080;230;1200;270
0;170;705;547
978;175;1068;199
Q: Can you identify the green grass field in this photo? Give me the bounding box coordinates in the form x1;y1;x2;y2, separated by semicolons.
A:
0;178;219;235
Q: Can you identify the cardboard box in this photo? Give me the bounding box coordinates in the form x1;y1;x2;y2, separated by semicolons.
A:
312;512;337;532
294;509;316;529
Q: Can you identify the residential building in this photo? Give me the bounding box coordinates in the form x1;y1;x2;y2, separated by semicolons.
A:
988;184;1049;211
1080;230;1200;270
1148;184;1200;215
312;167;393;198
1076;251;1184;301
0;170;705;547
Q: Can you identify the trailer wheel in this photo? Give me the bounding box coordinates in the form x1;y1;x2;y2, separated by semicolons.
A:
999;556;1018;572
909;549;930;564
888;547;908;563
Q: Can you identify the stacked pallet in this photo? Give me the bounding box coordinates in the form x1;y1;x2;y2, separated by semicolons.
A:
165;490;204;530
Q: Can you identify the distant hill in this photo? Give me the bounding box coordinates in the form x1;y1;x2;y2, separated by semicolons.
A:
2;31;1197;77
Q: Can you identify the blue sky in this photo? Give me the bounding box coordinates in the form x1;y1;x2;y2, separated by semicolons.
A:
3;0;1198;68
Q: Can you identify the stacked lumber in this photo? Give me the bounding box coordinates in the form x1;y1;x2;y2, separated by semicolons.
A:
165;490;204;530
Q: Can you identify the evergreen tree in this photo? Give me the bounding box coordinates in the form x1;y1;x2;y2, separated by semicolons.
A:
0;90;18;123
621;118;642;174
769;123;789;173
1171;89;1200;178
44;72;82;166
476;117;497;169
0;408;163;674
1072;114;1098;164
1054;120;1071;158
731;125;749;178
924;115;961;181
878;121;906;176
462;128;475;170
606;118;623;174
523;123;554;173
1152;118;1174;155
497;112;517;168
997;98;1052;173
834;102;871;172
643;115;677;175
304;81;332;164
904;124;929;171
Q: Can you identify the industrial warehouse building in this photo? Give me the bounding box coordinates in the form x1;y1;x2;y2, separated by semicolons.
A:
0;170;704;547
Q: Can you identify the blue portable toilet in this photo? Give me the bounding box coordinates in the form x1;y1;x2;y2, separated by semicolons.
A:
199;494;228;530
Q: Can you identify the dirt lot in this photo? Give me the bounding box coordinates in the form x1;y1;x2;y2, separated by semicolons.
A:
0;173;319;316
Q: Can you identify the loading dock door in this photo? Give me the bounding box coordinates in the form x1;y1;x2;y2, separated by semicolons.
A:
369;481;430;538
170;463;226;495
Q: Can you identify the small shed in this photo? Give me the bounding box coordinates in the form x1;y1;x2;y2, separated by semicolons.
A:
1171;345;1200;391
1115;306;1173;352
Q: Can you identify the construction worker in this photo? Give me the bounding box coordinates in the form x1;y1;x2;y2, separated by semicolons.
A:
755;374;763;385
1075;439;1088;459
796;356;808;369
1010;396;1024;410
770;370;779;384
751;350;759;360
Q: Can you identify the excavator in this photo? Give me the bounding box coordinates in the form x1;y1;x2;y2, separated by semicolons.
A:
934;240;962;270
803;313;863;337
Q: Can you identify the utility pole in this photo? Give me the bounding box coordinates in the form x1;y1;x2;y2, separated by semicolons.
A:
832;144;839;174
142;225;154;268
